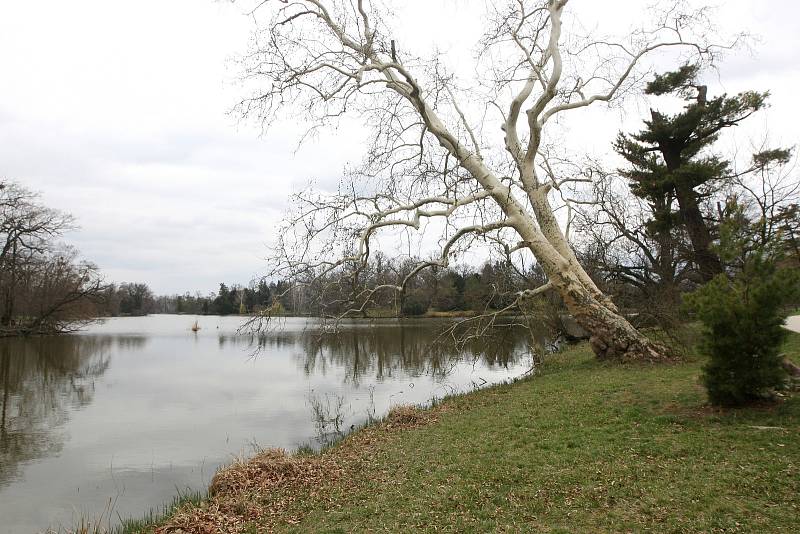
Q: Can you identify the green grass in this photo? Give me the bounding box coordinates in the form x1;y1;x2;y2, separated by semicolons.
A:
113;490;205;533
152;332;800;533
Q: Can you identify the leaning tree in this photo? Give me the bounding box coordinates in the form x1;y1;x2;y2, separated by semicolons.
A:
238;0;729;361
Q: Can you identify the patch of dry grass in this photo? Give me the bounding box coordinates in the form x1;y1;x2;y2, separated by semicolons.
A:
153;405;439;533
156;450;335;533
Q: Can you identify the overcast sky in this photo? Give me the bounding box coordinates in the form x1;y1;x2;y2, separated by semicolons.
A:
1;0;798;295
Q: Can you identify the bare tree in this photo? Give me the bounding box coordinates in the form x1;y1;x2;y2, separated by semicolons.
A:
722;147;798;264
0;180;104;335
238;0;727;361
573;166;694;303
1;180;75;328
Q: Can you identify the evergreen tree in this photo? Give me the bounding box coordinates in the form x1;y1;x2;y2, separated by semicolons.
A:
213;283;237;315
685;253;799;406
616;64;787;281
256;280;272;307
463;274;487;311
686;204;800;406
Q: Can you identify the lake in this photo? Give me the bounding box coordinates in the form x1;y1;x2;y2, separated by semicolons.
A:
0;315;537;533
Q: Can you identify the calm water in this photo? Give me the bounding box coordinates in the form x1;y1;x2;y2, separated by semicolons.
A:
0;315;536;533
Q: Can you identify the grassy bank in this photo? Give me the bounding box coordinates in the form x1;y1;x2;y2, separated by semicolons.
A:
144;333;800;533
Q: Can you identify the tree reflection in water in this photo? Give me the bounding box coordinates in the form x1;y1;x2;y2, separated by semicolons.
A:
221;319;547;386
0;335;127;488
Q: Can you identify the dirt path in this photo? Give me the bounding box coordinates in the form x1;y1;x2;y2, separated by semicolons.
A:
785;315;800;334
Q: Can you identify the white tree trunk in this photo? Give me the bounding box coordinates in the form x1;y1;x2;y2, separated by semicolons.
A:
241;0;716;361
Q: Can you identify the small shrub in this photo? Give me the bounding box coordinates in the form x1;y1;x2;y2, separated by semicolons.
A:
401;295;428;316
685;254;800;406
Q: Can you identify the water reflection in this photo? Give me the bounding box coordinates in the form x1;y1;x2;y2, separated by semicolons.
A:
0;336;116;489
222;319;538;385
296;323;530;385
0;316;539;533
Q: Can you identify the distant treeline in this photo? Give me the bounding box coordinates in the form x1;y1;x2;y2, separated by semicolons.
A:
101;257;543;318
95;280;277;317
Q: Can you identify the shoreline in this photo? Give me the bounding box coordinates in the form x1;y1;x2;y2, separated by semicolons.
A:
120;331;800;533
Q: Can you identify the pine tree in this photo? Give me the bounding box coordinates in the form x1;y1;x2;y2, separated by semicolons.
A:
685;253;799;406
616;64;784;281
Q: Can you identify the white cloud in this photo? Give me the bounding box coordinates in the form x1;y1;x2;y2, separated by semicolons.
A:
1;0;797;294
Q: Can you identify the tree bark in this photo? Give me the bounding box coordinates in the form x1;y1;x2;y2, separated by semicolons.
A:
673;179;724;281
548;266;669;362
0;244;16;328
531;187;619;312
510;204;670;362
